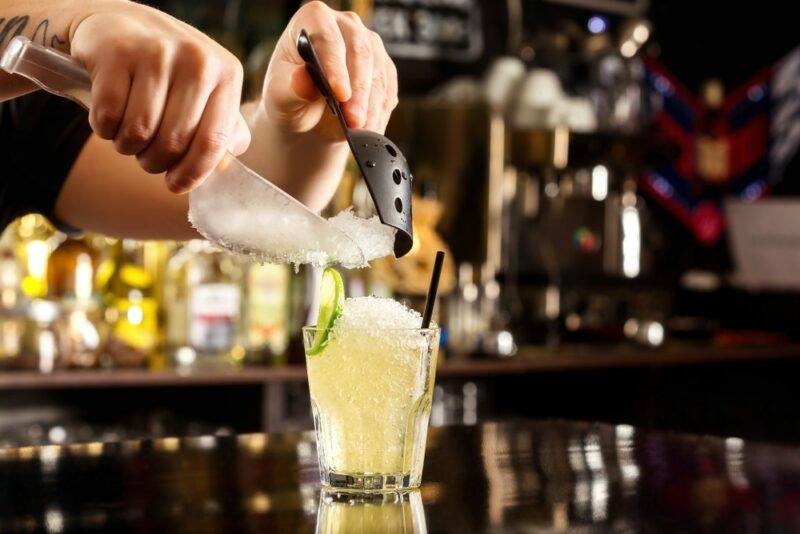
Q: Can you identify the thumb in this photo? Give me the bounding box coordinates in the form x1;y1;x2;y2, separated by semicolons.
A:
266;61;318;114
288;63;351;103
229;112;251;156
265;61;328;129
291;65;322;102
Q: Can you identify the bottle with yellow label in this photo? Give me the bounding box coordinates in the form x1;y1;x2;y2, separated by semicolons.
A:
7;214;60;299
96;239;161;368
244;262;290;365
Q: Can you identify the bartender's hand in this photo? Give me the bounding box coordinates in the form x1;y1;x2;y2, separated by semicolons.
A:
263;1;399;139
231;1;399;212
53;2;401;239
69;0;251;193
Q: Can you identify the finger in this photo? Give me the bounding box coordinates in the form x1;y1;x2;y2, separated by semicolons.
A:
265;60;327;131
363;67;385;132
370;32;399;132
230;112;251;156
267;60;322;113
364;32;398;133
136;58;216;174
89;64;132;140
290;66;321;103
165;81;244;192
336;12;372;128
380;59;400;133
363;32;389;132
114;48;170;155
292;4;351;102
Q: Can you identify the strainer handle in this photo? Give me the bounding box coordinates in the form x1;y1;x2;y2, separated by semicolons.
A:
0;36;92;109
296;29;350;135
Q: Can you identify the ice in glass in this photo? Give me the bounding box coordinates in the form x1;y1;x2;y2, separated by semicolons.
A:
303;296;440;491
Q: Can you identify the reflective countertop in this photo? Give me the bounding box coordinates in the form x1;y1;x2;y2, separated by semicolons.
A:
2;420;800;532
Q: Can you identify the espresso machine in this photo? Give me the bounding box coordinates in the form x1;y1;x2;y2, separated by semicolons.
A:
386;52;674;352
503;126;674;347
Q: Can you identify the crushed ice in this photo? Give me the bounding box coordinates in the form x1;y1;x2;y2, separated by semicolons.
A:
189;201;395;269
329;296;437;352
328;208;396;266
333;296;423;331
187;158;395;269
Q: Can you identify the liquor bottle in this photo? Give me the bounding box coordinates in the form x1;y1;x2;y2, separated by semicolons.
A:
7;214;60;299
446;263;481;354
0;244;24;367
19;299;62;373
285;265;321;365
96;240;161;368
47;237;98;299
696;79;729;186
164;240;245;368
0;229;23;310
47;237;104;368
244;262;290;365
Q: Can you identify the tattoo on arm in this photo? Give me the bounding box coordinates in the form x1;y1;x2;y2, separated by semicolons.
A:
33;19;66;48
0;15;66;49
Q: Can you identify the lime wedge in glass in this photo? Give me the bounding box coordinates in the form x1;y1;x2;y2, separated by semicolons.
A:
308;267;345;356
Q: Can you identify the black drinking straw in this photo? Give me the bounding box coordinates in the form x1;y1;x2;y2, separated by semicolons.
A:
421;251;445;329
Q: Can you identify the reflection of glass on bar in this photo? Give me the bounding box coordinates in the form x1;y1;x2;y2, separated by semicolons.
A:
316;489;427;534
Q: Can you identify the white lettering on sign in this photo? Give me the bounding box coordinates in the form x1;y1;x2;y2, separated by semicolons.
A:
372;0;483;62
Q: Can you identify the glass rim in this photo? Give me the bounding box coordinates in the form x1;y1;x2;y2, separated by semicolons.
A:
302;325;440;334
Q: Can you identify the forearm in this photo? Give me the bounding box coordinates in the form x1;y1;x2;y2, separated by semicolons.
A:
46;0;390;240
56;134;200;241
0;0;76;100
55;99;349;242
238;100;349;213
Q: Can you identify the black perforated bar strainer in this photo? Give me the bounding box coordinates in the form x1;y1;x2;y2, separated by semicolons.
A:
296;29;413;258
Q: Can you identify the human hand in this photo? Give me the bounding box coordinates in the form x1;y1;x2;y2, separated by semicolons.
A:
262;1;399;141
69;0;251;192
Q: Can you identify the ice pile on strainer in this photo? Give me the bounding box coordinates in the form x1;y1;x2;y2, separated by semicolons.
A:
188;158;395;269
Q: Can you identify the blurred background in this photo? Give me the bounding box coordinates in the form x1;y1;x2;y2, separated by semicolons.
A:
1;0;799;448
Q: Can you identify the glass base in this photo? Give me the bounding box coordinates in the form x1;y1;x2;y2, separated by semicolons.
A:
322;470;418;492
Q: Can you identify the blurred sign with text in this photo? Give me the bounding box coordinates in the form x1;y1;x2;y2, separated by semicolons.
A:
372;0;484;62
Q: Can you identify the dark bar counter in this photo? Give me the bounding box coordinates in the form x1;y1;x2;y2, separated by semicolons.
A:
3;420;800;532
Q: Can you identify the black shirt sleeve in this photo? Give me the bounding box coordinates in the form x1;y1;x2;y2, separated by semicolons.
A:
0;91;92;233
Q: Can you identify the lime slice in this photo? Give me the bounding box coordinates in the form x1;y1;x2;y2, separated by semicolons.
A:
308;267;345;356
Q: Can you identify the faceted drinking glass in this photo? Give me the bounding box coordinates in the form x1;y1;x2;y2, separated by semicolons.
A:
303;326;440;491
